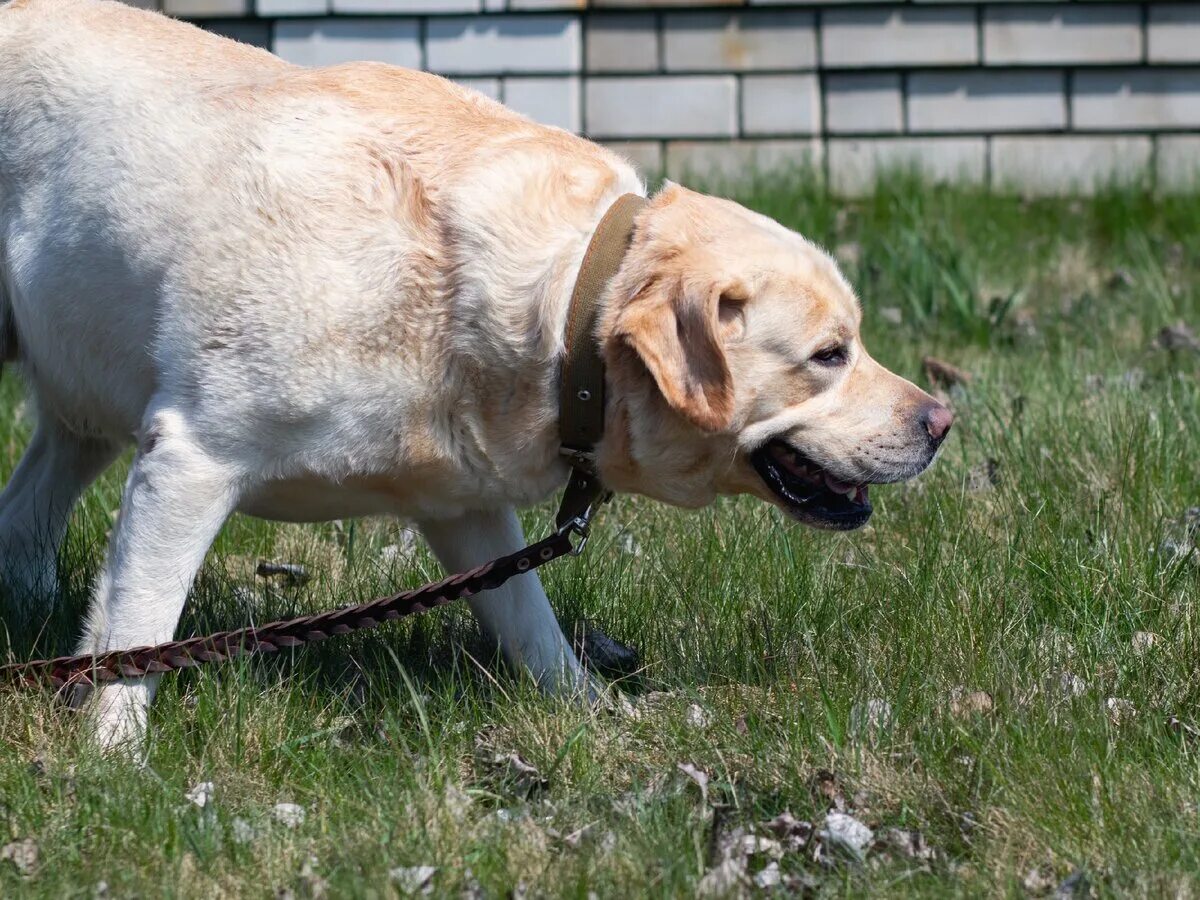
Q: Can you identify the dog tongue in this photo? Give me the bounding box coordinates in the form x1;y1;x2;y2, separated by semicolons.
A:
823;473;857;496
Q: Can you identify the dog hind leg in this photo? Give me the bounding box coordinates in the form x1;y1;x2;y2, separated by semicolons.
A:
0;415;120;608
75;406;242;753
418;506;592;696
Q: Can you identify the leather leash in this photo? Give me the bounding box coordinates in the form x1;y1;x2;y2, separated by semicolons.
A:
0;193;646;691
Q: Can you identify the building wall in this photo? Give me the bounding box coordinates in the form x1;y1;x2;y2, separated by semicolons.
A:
147;0;1200;192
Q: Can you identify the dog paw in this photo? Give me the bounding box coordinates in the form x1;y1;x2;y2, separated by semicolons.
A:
78;682;151;761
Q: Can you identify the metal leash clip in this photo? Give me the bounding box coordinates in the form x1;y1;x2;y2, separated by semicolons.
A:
558;490;612;556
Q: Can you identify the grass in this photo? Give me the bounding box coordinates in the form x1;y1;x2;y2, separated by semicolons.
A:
1;173;1198;897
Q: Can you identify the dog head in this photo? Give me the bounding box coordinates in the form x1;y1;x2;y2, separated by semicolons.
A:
597;183;951;530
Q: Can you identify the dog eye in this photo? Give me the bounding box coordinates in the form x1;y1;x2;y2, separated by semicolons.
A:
811;345;848;366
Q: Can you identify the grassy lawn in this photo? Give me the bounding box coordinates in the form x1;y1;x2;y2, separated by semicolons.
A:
1;175;1198;898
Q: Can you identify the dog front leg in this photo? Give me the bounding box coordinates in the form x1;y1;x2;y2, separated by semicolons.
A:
75;409;242;754
418;507;591;696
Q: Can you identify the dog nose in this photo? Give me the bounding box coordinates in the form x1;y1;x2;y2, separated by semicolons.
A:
922;404;954;444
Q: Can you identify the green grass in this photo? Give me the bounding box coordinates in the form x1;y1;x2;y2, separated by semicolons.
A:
1;174;1198;897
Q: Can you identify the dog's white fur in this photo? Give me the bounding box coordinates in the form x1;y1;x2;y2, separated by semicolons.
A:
0;0;948;750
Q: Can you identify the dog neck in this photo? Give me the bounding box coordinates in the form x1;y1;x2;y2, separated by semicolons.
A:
555;193;646;526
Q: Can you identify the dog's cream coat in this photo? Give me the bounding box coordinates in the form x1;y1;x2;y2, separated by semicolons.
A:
0;0;949;749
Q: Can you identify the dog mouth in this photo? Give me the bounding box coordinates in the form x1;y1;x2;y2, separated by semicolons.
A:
750;440;872;530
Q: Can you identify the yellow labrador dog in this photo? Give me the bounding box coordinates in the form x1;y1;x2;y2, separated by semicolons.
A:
0;0;951;749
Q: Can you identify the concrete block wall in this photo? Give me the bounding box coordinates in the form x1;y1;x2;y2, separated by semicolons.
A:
158;2;1200;193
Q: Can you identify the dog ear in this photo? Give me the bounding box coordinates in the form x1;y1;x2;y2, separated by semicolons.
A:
616;275;747;432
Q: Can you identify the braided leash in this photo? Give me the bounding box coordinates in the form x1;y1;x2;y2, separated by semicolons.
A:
0;520;590;692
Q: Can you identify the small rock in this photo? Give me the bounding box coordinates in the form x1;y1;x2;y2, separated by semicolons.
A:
948;687;994;718
818;811;874;862
1024;867;1057;893
678;762;709;805
231;818;257;844
922;356;972;389
1046;671;1088;700
754;861;782;889
255;561;310;586
849;698;894;741
1167;716;1200;742
618;532;642;557
685;703;712;729
1131;631;1162;654
1151;322;1200;354
1034;630;1078;662
734;834;784;860
186;781;215;809
881;828;935;861
1105;697;1137;726
272;802;307;829
764;811;813;849
94;881;109;898
879;306;903;326
697;857;745;896
389;865;437;895
1;839;38;876
1055;867;1091;899
487;752;548;800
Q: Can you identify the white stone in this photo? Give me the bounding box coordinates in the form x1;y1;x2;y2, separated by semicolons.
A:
1149;4;1200;63
1158;137;1200;191
274;19;422;68
822;7;977;68
389;866;437;893
828;138;986;195
742;74;821;136
332;0;476;11
908;71;1066;133
504;77;580;131
186;781;215;808
163;0;248;17
849;698;893;739
685;703;712;729
272;802;307;828
600;141;664;176
825;74;902;134
1073;70;1200;130
984;5;1142;65
426;15;581;75
585;13;658;73
819;811;874;860
256;0;327;16
665;140;821;182
662;10;816;72
586;76;737;139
